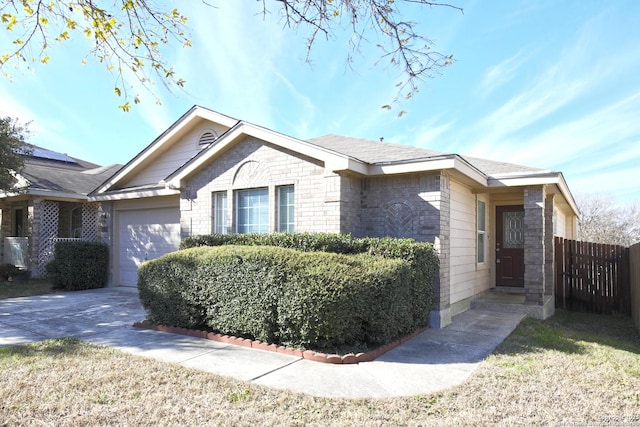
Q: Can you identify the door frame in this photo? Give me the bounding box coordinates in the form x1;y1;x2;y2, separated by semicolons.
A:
495;205;525;287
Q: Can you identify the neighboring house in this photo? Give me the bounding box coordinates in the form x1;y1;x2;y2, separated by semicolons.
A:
89;106;579;328
0;145;121;277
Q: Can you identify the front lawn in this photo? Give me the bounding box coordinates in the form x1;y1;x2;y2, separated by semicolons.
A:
0;279;56;299
1;309;638;426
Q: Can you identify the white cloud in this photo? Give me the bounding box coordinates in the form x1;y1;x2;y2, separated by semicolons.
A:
390;115;454;150
463;8;640;163
178;2;290;127
477;50;529;95
0;86;79;154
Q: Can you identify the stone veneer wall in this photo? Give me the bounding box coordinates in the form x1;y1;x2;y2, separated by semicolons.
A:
183;139;454;326
182;137;340;236
357;171;451;327
337;174;362;235
524;186;546;304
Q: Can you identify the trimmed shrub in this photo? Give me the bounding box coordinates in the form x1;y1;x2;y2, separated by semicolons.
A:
0;263;22;280
181;233;438;334
46;241;108;290
137;249;205;328
181;232;367;254
139;237;438;353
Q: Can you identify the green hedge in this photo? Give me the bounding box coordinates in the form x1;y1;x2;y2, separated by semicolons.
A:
140;245;427;352
141;234;438;352
181;232;367;254
46;241;109;290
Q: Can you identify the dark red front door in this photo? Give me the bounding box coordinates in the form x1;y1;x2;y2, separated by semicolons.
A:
496;205;525;287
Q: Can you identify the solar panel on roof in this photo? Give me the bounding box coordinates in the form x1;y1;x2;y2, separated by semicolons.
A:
31;147;77;164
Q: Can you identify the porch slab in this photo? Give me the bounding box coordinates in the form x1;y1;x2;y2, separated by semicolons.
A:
471;289;555;320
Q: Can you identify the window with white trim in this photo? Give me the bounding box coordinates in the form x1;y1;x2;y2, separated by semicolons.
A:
212;191;228;234
278;185;294;232
477;200;486;264
236;188;269;233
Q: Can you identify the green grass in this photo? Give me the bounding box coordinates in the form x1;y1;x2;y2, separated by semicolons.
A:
0;279;56;299
1;309;638;426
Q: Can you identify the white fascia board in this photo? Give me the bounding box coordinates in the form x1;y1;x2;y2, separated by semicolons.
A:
556;173;580;216
367;157;456;175
365;156;487;186
192;106;239;128
167;122;353;188
244;124;353;168
94;106;238;195
489;172;579;216
22;189;88;201
452;157;488;186
487;173;561;187
89;187;180;202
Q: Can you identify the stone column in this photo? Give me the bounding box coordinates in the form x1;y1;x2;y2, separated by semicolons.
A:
524;186;545;305
429;171;451;328
544;194;555;296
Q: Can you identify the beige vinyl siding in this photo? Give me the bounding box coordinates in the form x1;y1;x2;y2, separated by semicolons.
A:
449;180;491;304
557;207;579;239
492;192;525;206
554;207;567;238
126;123;230;187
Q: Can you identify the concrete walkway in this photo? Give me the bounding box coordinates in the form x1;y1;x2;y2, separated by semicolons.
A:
0;287;525;398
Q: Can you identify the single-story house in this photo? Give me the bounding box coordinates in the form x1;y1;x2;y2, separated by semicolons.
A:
0;145;121;277
89;106;579;328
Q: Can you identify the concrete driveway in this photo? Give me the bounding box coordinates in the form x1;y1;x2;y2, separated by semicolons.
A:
0;287;525;398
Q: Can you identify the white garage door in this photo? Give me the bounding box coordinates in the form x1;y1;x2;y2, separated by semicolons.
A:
118;208;181;287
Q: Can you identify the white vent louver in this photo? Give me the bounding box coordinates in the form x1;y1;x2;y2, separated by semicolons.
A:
198;131;218;146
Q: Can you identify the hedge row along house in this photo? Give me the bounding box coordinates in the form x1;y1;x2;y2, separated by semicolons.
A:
1;106;579;328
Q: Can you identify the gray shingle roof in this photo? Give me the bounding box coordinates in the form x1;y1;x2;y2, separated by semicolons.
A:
307;134;546;176
21;162;122;195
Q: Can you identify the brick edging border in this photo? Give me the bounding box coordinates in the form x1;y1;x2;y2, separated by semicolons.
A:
132;320;429;364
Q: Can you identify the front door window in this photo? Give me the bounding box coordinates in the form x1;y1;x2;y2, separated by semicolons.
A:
496;205;525;287
503;211;524;249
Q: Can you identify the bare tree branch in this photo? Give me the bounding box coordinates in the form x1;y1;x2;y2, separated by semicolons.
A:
0;0;461;111
576;194;640;246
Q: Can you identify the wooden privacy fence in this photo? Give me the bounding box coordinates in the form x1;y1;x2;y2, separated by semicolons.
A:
555;237;631;315
630;243;640;331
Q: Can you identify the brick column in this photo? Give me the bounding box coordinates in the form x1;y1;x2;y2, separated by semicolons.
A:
524;186;545;304
544;194;555;296
429;172;451;328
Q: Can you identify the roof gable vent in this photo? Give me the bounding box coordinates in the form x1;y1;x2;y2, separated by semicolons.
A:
198;131;218;147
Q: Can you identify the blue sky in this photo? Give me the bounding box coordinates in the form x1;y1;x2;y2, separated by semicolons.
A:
1;1;639;203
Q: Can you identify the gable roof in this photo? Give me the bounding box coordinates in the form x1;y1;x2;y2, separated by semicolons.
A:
305;134;578;215
91;106;238;197
19;163;122;197
2;145;121;200
89;105;578;215
307;134;545;176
